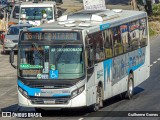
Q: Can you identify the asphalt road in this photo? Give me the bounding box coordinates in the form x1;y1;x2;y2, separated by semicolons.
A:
0;35;160;120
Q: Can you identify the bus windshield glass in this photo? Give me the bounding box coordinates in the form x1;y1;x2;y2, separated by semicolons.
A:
19;44;84;80
20;7;53;20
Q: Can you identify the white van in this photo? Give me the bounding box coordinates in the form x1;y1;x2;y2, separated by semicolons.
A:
9;3;20;24
19;1;57;26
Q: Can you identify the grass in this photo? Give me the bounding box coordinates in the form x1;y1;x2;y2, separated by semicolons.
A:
152;3;160;16
148;4;160;37
149;25;156;37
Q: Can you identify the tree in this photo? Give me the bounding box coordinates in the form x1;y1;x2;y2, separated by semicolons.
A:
144;0;153;15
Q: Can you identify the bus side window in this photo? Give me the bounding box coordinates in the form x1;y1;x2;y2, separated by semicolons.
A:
94;32;105;62
85;35;95;68
112;27;123;56
129;21;140;50
139;18;148;47
103;29;113;59
120;25;130;53
85;45;94;80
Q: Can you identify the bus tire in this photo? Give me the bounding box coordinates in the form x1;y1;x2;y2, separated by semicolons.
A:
126;74;134;99
88;85;103;112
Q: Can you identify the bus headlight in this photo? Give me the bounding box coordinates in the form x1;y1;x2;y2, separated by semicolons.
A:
18;87;29;98
71;85;85;99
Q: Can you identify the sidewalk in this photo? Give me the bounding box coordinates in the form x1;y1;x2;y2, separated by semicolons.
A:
0;45;17;78
59;0;83;14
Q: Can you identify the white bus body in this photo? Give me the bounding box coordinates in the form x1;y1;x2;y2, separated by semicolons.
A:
19;1;56;26
17;9;150;111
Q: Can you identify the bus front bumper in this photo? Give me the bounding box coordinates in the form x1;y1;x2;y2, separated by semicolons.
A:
18;90;86;108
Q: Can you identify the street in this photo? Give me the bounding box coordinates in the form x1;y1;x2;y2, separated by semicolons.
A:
0;35;160;120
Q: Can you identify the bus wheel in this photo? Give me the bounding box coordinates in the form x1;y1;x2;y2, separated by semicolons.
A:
126;74;134;99
89;85;103;112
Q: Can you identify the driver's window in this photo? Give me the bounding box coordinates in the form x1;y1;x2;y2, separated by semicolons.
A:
85;35;94;80
86;45;94;68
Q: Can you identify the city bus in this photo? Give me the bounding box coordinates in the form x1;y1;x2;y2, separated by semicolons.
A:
10;9;150;112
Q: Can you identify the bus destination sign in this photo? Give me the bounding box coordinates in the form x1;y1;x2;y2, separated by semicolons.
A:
22;32;79;41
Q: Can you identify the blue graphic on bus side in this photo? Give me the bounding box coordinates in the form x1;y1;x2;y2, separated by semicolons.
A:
103;59;112;90
103;48;146;88
50;70;58;79
100;23;110;31
28;28;43;32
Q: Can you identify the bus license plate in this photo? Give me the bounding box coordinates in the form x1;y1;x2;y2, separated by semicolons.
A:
44;100;55;104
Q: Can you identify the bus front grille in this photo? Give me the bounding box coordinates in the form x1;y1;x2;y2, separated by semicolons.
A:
30;97;70;105
29;84;72;89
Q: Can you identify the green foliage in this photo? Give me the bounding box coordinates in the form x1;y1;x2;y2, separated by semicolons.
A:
149;26;156;37
152;4;160;16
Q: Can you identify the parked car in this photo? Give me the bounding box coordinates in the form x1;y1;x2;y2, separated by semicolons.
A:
3;24;32;53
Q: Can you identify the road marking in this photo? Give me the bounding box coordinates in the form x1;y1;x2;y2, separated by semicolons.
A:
153;61;157;64
150;64;153;67
157;58;160;61
78;118;84;120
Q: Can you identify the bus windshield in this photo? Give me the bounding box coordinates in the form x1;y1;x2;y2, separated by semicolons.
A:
20;7;53;20
19;44;84;80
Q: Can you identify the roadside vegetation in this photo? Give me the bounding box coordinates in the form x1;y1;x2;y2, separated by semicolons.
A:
149;4;160;37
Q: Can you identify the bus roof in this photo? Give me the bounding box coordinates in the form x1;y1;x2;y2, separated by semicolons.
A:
20;1;56;7
29;9;147;34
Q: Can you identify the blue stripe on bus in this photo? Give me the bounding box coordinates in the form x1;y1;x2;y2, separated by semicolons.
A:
18;80;41;96
100;23;110;31
28;28;43;32
127;62;144;74
53;94;71;97
18;80;71;97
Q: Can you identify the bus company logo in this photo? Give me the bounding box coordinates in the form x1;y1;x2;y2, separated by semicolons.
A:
97;70;103;79
2;112;42;118
35;92;41;96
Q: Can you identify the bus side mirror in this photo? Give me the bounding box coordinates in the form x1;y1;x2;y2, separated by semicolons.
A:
10;50;14;63
9;46;17;69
